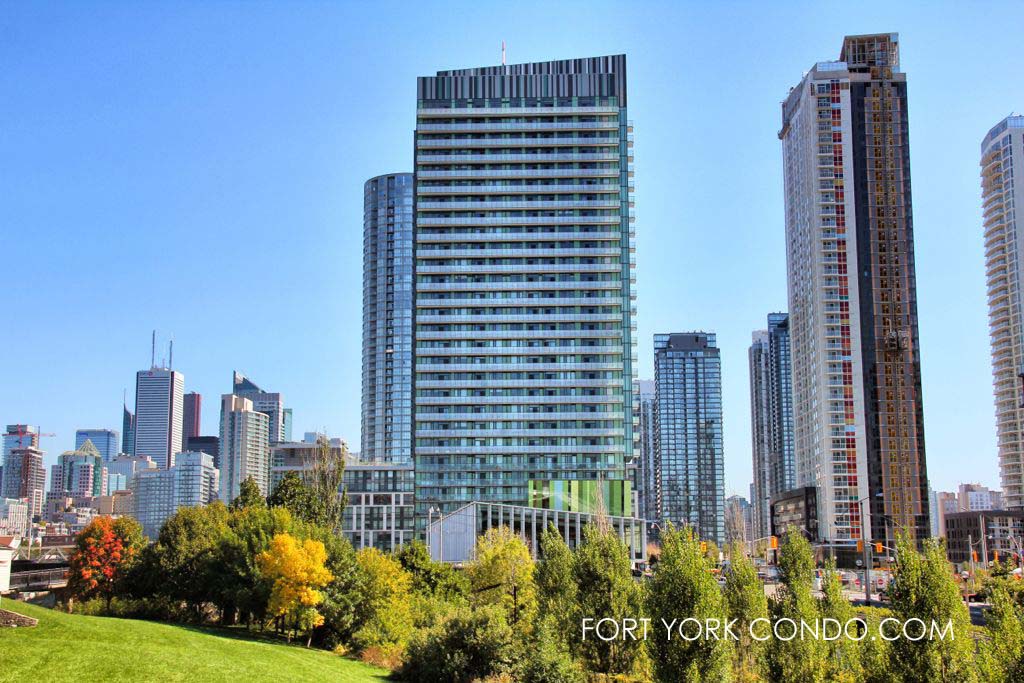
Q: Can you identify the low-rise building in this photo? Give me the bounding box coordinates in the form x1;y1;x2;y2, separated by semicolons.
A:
426;501;647;568
945;510;1024;566
770;486;819;541
343;462;414;551
96;490;134;516
270;441;413;551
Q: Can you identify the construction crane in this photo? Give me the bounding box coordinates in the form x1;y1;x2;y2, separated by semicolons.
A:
5;424;56;448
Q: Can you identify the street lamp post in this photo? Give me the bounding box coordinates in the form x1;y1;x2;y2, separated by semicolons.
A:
856;494;880;605
428;506;444;563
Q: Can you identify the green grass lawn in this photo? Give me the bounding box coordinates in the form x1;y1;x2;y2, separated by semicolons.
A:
0;601;390;682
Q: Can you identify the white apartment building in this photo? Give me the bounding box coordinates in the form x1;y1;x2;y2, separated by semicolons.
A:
982;115;1024;509
131;451;219;538
780;34;929;545
958;483;1004;512
219;394;270;501
0;498;29;538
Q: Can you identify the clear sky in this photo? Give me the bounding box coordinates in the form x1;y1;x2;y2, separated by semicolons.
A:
2;1;1019;497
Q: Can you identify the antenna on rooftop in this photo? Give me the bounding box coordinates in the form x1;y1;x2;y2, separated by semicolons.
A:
501;40;506;66
169;338;174;370
151;330;156;369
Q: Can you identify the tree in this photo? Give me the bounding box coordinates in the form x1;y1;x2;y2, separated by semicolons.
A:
257;533;333;645
214;505;293;625
723;542;768;680
231;476;266;510
647;524;732;682
888;534;977;682
352;547;414;650
979;583;1024;682
725;502;748;547
302;435;348;533
466;525;537;629
399;605;517;683
535;524;578;645
572;522;645;676
67;516;145;612
819;560;862;682
762;528;828;683
267;472;313;520
150;502;231;618
293;519;362;649
704;538;721;565
395;539;468;602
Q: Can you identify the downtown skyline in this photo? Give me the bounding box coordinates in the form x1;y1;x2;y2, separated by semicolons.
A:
3;2;1020;499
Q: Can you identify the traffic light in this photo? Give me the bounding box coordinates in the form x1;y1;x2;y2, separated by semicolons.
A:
973;551;979;563
700;541;708;553
770;536;778;550
874;543;883;554
856;540;863;552
995;551;1000;562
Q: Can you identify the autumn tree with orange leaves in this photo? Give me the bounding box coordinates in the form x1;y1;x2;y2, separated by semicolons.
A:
67;515;145;612
257;533;333;646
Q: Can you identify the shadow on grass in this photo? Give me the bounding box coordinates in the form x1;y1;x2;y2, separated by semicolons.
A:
174;622;399;679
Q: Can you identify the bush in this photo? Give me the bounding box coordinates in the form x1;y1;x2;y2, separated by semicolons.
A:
360;643;405;670
398;605;516;683
516;615;585;683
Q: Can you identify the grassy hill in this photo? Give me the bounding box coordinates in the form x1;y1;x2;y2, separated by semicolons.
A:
0;601;390;682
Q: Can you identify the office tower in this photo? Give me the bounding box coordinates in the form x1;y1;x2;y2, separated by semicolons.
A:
131;451;219;538
219;394;270;501
183;392;202;439
362;172;414;464
2;424;38;468
1;447;46;519
282;409;293;443
75;429;119;463
653;333;725;543
982;115;1024;508
185;436;220;470
134;367;184;469
780;33;929;546
51;440;107;498
232;372;287;444
413;55;637;518
748;313;795;540
637;379;657;522
122;405;136;456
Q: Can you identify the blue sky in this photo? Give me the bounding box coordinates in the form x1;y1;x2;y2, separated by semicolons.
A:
2;1;1019;496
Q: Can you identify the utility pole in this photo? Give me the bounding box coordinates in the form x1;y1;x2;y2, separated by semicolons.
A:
980;514;989;568
969;533;976;578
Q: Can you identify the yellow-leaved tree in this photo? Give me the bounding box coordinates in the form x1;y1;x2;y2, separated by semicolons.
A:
467;525;537;629
257;533;333;646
